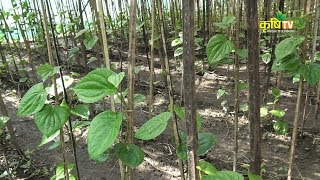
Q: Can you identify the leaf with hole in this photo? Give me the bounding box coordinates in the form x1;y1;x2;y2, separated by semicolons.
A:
35;105;70;137
135;112;172;140
88;111;123;159
114;143;144;168
18;83;47;116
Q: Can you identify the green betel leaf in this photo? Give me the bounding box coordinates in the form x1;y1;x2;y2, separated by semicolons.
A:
299;63;320;85
248;172;262;180
269;109;285;118
70;104;90;119
88;111;123;159
273;120;289;135
73;68;117;103
75;29;87;38
84;35;98;50
198;132;216;156
114;143;145;168
206;34;234;67
37;63;60;81
203;171;244;180
272;87;281;98
18;83;47;116
35;105;70;137
108;72;125;88
171;38;182;47
196;159;218;175
134;112;172;140
176;143;188;160
275;36;305;61
90;151;109;163
260;107;268;117
174;47;183;57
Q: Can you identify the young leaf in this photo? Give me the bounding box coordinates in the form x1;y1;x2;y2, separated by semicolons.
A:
269;109;285;118
37;64;60;81
73;68;117;103
260;107;269;117
84;35;98;50
216;89;227;99
197;159;218;175
275;36;305;61
35;105;70;137
135;112;172;140
273;120;289;135
18;83;47;116
206;34;234;66
114;143;144;168
261;53;271;64
203;171;244;180
88;111;123;159
71;104;89;119
272;87;281;98
198;132;216;156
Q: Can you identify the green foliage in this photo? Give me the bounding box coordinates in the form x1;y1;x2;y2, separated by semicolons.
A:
171;104;202;131
18;83;47;116
286;16;307;30
248;172;263;180
38;131;59;147
269;109;285;118
273;120;289;135
0;116;10;135
276;11;286;21
236;48;248;59
299;63;320;85
261;53;271;64
84;35;98;50
214;16;236;29
275;36;304;61
35;105;70;137
90;151;109;163
70;104;90;119
198;132;216;156
197;159;218;175
260;107;269;118
51;163;75;180
216;89;227;99
203;171;244;180
87;111;123;159
73;68;120;103
134;112;172;140
206;34;234;67
114;143;144;168
48;76;74;96
36;64;60;81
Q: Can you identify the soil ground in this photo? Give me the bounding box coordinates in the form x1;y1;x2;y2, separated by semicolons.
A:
1;50;320;180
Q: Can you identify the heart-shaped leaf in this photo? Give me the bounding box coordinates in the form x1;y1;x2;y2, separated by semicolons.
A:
18;83;47;116
114;143;144;168
88;111;123;159
206;34;234;66
35;105;70;137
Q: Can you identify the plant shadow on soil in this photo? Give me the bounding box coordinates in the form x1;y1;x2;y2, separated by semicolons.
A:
1;53;320;180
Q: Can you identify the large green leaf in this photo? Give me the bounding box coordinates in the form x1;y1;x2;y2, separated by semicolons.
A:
18;83;47;116
36;63;60;81
35;105;70;137
203;171;244;180
198;132;216;156
73;68;117;103
299;63;320;85
134;112;172;140
275;36;305;61
87;111;123;159
84;35;98;50
114;143;144;168
206;34;234;66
